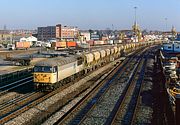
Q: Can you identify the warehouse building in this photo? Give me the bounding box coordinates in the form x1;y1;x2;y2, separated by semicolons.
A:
0;30;12;43
37;26;56;41
56;24;79;41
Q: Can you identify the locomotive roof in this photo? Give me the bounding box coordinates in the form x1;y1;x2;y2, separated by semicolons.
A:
35;55;80;67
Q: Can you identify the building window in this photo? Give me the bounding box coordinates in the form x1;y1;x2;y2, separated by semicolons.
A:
168;46;171;49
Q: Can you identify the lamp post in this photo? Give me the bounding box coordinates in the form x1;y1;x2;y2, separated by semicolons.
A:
164;18;168;40
134;7;137;24
134;6;138;42
165;18;167;32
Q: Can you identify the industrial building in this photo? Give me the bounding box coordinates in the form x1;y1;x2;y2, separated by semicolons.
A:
56;24;79;41
80;32;91;41
0;30;12;43
37;26;56;41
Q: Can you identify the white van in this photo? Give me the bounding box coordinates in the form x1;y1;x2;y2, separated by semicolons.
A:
7;44;15;50
35;41;42;47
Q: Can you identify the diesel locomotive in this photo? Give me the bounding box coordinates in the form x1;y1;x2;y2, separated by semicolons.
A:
33;41;159;91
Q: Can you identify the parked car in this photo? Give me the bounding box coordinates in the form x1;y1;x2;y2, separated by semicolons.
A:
42;42;51;48
7;44;15;50
0;44;4;48
35;41;43;47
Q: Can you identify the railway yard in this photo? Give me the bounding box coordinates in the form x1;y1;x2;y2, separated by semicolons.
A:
0;41;177;125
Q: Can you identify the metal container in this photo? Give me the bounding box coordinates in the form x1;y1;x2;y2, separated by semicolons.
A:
23;42;31;48
114;40;122;44
113;46;118;53
99;50;106;58
67;41;76;47
105;49;110;56
93;51;101;60
77;43;90;49
16;42;30;49
126;44;130;49
94;40;105;45
108;40;113;44
51;42;66;48
120;45;124;50
87;40;94;46
131;43;135;48
110;48;114;54
104;40;108;44
123;45;127;50
16;42;23;48
85;53;94;63
117;47;121;52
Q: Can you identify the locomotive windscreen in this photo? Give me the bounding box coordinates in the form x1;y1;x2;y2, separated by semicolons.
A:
34;66;56;73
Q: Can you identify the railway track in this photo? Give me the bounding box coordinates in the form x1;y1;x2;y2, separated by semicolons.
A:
0;67;33;86
0;76;33;96
0;61;109;124
105;53;148;125
51;47;149;125
0;92;44;119
68;53;146;125
0;49;128;125
0;46;156;125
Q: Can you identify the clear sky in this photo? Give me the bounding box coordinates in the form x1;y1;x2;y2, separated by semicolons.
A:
0;0;179;31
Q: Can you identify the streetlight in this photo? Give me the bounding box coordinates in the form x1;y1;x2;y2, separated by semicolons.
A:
134;6;138;42
134;7;137;24
165;18;167;31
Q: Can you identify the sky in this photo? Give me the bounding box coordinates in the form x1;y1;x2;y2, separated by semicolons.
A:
0;0;180;31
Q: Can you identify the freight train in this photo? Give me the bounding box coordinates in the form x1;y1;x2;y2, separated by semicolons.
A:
33;41;160;91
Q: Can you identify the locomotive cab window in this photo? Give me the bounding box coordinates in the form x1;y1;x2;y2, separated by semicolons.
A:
53;66;57;73
34;66;56;73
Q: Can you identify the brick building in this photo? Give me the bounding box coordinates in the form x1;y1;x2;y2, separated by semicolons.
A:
56;24;79;41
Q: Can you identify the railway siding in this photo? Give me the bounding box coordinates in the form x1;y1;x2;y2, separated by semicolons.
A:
4;58;120;125
133;57;154;124
67;49;145;125
42;74;108;125
0;45;163;125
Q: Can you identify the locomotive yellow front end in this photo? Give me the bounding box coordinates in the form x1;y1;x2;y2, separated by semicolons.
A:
34;66;57;91
34;72;56;83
